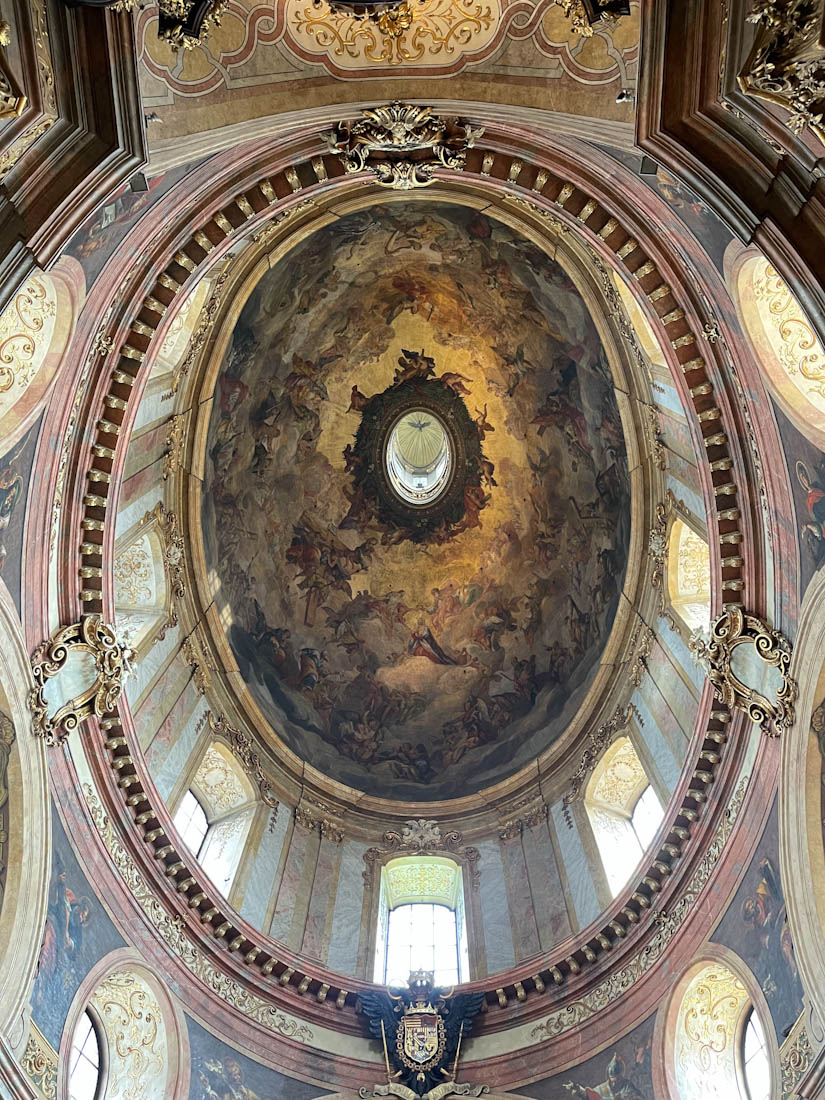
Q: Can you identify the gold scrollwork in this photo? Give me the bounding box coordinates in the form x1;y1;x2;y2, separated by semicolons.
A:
294;0;494;66
29;616;133;746
207;710;280;810
740;0;825;142
562;703;634;821
364;818;480;887
322;102;483;189
781;1020;812;1097
0;275;56;393
21;1022;58;1099
753;260;825;400
690;607;796;736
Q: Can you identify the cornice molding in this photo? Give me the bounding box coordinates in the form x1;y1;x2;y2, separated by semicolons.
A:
0;0;145;301
36;120;782;1083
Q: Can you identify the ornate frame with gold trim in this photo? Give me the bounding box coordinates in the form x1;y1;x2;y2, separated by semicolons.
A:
690;607;796;737
29;616;132;746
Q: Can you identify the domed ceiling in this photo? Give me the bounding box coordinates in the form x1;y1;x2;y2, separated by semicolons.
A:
201;203;631;800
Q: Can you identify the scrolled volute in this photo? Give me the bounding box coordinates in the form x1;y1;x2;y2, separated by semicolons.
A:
29;616;133;746
690;607;796;736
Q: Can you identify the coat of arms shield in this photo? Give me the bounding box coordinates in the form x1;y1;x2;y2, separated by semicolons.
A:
398;1011;444;1070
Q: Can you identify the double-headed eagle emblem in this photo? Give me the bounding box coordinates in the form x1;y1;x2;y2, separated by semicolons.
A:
358;970;486;1099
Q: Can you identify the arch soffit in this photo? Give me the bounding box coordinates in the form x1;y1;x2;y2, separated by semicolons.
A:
56;946;191;1100
651;944;781;1100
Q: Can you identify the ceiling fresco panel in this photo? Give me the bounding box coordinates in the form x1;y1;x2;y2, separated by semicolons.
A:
200;202;631;800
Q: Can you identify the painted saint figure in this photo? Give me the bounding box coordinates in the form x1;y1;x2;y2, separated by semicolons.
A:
797;458;825;565
0;456;23;571
564;1052;647;1099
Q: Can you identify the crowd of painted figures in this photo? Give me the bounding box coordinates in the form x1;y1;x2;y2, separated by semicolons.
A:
204;204;630;795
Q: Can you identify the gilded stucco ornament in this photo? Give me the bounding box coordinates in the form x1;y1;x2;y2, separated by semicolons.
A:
498;793;548;840
162;414;186;480
690;608;796;736
740;0;825;142
323;0;413;37
365;820;480;888
21;1022;57;1098
295;796;345;841
562;704;634;824
0;56;25;121
781;1020;812;1097
361;1085;488;1098
29;617;133;746
207;710;280;810
552;0;629;36
181;633;214;695
322;104;483;189
648;490;690;632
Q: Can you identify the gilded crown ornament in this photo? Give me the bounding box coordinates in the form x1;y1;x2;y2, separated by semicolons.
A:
322;103;484;190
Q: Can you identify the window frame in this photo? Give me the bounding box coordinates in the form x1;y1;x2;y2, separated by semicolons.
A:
364;852;478;984
737;1003;772;1100
658;492;712;644
169;739;259;901
112;505;176;664
660;955;780;1100
584;734;666;899
67;1004;107;1100
665;515;712;639
630;784;664;852
381;901;462;987
172;788;210;859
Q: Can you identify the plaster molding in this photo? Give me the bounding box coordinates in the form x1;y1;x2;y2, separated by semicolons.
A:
28;616;132;746
19;1022;56;1100
322;102;484;189
691;607;796;736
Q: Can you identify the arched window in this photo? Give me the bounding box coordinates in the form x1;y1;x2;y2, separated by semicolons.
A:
671;962;773;1100
373;856;469;986
741;1007;771;1100
585;736;665;897
172;788;209;856
172;742;256;896
113;507;174;659
666;517;711;635
68;1007;104;1100
62;960;187;1100
737;253;825;452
